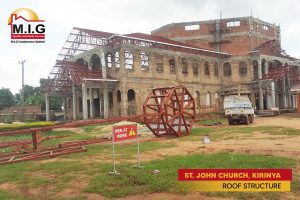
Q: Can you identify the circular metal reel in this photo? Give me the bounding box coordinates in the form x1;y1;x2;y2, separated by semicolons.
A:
143;85;195;137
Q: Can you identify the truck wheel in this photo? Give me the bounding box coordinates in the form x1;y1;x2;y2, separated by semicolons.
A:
228;119;233;125
245;116;250;125
250;116;254;123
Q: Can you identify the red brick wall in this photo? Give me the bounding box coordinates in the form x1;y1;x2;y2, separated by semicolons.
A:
152;18;279;56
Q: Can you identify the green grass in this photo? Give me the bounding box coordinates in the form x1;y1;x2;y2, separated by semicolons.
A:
84;152;297;198
0;189;29;200
189;126;300;141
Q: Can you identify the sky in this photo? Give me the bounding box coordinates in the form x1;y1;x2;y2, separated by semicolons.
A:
1;0;300;94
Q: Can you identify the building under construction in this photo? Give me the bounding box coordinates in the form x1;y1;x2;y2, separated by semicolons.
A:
42;16;300;121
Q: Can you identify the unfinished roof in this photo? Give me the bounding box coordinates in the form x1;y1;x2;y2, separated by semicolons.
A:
42;61;116;94
250;40;299;62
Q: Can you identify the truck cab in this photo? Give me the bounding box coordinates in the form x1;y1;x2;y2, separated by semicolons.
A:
224;95;254;125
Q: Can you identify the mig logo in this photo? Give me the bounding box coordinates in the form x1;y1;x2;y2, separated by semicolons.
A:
8;8;45;43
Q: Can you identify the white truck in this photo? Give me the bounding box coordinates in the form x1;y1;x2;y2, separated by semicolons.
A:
224;95;254;125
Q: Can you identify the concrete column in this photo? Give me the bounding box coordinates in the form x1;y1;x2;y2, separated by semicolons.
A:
121;90;128;116
251;92;256;109
72;84;77;120
266;93;272;110
271;81;276;108
100;52;107;79
103;86;109;119
259;81;264;110
99;89;103;118
258;60;262;79
63;98;67;121
265;61;269;75
89;88;95;118
82;84;88;120
45;93;50;121
282;76;288;108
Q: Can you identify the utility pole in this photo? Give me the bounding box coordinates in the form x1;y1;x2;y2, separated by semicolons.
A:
18;60;26;104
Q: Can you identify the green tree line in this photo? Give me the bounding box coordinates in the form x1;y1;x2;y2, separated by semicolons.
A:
0;79;62;111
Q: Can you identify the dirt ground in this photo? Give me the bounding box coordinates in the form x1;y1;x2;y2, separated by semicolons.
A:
2;114;300;200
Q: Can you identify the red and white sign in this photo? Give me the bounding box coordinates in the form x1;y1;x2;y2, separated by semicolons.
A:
113;124;137;142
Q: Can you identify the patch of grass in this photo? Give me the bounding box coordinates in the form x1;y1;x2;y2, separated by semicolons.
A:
190;126;300;142
85;152;296;198
80;125;102;133
29;177;51;188
31;161;86;175
0;189;29;200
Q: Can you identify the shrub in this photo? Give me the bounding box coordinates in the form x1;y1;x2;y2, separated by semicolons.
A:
0;121;55;132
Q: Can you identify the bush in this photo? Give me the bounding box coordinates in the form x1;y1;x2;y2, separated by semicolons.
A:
0;121;55;132
0;114;14;124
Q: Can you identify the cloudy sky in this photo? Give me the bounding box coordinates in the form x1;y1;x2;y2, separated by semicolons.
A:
1;0;300;94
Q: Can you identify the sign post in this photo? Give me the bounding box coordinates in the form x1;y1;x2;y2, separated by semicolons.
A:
133;130;144;168
109;134;120;175
110;124;139;174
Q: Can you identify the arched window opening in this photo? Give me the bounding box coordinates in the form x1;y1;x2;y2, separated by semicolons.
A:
192;61;199;75
128;89;135;102
156;54;164;73
204;61;210;75
239;61;247;77
115;51;120;69
252;60;259;80
109;92;113;109
106;53;113;68
182;58;188;74
223;62;231;77
117;90;121;102
125;50;133;70
90;54;101;70
169;58;175;73
214;62;219;76
141;52;149;71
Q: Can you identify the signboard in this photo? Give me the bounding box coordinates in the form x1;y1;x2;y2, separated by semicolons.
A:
113;124;137;142
110;123;143;174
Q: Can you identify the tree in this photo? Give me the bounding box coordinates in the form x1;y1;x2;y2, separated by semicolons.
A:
0;88;15;107
13;79;63;111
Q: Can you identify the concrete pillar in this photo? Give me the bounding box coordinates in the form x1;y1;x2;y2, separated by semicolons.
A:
82;84;88;120
100;52;107;79
121;90;128;116
72;84;77;120
265;61;269;75
282;76;288;108
103;86;109;119
45;93;50;121
266;93;272;110
258;60;262;79
89;88;95;118
271;81;276;108
259;81;264;110
99;89;103;118
63;98;67;121
251;92;256;109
